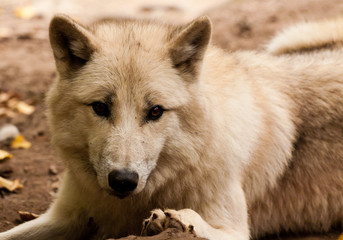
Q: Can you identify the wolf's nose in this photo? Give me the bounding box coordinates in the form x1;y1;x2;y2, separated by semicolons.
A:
108;169;139;196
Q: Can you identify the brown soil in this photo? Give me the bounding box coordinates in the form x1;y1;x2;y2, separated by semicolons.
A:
0;0;342;239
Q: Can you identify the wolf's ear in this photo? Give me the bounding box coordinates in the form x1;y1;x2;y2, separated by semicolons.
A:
169;16;211;82
49;14;96;78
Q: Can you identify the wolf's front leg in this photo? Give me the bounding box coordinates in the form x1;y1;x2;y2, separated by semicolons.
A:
0;210;89;240
142;183;249;240
0;172;93;240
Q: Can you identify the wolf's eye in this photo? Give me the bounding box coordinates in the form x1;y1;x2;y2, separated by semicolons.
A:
91;102;109;117
147;105;164;121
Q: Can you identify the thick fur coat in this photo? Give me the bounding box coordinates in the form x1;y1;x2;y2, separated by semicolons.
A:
0;16;342;240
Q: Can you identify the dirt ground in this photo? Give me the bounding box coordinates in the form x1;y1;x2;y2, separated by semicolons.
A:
0;0;343;239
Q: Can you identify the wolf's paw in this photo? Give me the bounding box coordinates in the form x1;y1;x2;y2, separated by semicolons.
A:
141;208;198;237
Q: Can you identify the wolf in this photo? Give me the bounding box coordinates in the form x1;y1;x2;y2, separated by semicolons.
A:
0;15;342;240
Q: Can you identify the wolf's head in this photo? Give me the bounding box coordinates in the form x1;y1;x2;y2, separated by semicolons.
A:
47;15;211;198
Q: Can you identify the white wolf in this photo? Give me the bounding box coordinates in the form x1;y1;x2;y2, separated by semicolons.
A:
1;15;343;240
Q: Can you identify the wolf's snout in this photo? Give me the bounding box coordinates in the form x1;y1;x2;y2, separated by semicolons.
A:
108;169;139;197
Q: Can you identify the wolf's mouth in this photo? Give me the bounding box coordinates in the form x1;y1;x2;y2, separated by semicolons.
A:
109;190;132;199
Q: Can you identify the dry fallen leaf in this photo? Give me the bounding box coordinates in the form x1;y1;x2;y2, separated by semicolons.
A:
11;134;31;149
0;92;21;103
14;6;37;20
18;211;40;222
0;150;12;161
0;92;34;117
7;98;35;115
0;92;10;103
0;107;17;118
0;176;23;191
7;98;19;108
16;101;35;115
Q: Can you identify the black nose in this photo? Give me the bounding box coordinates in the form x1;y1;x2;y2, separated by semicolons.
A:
108;169;139;196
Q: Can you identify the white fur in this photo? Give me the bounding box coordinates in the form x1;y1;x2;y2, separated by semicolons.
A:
1;16;343;240
267;18;343;55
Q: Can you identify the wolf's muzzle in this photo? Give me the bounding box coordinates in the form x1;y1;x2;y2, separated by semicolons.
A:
108;169;139;198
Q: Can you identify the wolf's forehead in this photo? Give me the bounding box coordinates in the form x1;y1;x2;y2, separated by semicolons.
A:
91;20;176;51
84;21;179;89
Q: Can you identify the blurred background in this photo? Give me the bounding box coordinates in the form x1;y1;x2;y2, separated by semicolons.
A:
0;0;227;39
1;0;343;239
